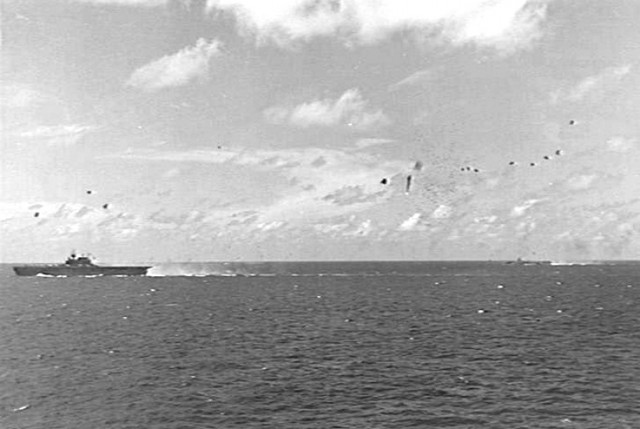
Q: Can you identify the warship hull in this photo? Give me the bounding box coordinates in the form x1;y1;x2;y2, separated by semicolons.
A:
13;265;150;277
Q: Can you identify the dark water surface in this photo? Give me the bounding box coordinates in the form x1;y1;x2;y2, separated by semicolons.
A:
1;262;639;428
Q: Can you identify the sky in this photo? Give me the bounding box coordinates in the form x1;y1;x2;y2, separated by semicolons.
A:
1;0;640;262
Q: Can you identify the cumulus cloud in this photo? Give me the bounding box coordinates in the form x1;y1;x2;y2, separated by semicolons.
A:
264;88;390;130
126;38;222;91
550;65;631;104
398;213;423;231
515;220;536;236
431;204;453;219
206;0;549;52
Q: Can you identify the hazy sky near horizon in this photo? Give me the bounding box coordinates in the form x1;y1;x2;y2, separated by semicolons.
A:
2;0;640;262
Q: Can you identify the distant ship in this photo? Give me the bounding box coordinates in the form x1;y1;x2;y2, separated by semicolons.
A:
13;253;150;277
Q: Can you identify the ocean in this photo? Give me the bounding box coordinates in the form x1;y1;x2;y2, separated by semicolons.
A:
1;261;639;429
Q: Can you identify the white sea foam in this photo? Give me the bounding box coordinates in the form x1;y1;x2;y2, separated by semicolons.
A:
147;263;249;277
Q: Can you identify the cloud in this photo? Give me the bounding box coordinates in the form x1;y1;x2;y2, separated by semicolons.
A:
343;219;372;237
255;221;285;231
0;84;48;109
163;168;182;178
70;0;168;6
322;185;384;206
111;144;406;224
14;124;96;146
264;88;390;130
353;138;395;149
431;204;452;219
550;65;631;104
310;156;327;167
0;83;70;134
565;174;597;190
206;0;549;52
510;199;541;217
398;213;423;231
113;145;403;179
0;201;147;242
314;222;349;235
389;69;436;91
606;136;636;153
126;38;222;91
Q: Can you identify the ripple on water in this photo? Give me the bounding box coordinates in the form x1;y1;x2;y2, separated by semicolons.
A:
1;263;640;428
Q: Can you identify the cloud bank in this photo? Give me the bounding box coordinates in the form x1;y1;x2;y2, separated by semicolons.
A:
207;0;549;52
127;38;222;91
112;144;406;224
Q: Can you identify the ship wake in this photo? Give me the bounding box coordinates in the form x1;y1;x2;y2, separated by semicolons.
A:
147;263;254;277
